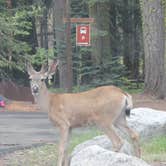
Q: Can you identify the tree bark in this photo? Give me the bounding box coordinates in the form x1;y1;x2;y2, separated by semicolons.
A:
53;0;73;91
89;2;111;63
64;0;73;92
140;0;165;98
40;17;44;48
122;0;142;79
43;8;48;49
6;0;12;8
110;2;118;58
89;3;101;65
6;0;12;62
89;2;111;81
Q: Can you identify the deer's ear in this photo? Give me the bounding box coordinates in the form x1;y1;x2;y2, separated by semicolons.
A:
46;59;59;78
27;62;35;75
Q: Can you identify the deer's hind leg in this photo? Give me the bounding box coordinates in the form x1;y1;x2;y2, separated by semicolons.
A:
114;111;140;157
96;119;124;152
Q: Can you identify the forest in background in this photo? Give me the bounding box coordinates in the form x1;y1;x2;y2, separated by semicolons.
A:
0;0;165;98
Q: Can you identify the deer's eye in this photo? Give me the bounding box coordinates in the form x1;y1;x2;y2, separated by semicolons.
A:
41;78;45;82
41;76;45;82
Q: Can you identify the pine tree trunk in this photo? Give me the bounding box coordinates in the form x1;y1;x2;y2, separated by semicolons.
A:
110;2;118;58
132;0;142;79
64;0;73;92
54;0;73;91
43;8;48;49
40;18;44;48
122;0;132;75
89;2;111;80
122;0;142;79
140;0;165;98
89;3;101;65
31;17;38;53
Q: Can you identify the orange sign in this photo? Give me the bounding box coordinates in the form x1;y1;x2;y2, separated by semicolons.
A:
76;25;90;46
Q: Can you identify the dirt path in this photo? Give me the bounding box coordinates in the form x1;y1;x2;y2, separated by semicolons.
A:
151;162;166;166
132;93;166;111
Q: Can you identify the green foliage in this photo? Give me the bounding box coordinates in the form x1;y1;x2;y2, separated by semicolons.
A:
71;0;129;89
141;136;166;162
0;10;31;79
31;48;56;66
90;57;128;87
86;0;110;7
0;2;43;82
0;0;144;89
73;48;128;89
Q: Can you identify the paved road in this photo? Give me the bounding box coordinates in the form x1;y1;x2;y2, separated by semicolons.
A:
0;112;93;156
0;112;59;156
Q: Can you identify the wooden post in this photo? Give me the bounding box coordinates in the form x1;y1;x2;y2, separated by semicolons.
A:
65;0;73;92
63;3;94;92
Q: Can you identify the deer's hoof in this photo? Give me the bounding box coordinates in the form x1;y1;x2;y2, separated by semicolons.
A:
135;147;141;158
132;132;139;141
113;142;123;152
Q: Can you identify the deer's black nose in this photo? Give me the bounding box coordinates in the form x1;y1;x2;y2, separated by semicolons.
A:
32;85;39;94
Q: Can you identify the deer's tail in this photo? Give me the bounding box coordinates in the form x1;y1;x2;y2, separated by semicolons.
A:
125;93;133;117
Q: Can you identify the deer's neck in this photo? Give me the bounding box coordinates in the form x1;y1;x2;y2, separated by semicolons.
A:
34;83;50;112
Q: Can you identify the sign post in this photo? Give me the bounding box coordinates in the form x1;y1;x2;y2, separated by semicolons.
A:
63;17;94;46
63;17;94;89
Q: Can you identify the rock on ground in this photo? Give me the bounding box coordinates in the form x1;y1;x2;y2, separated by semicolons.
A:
72;108;166;156
70;145;151;166
72;135;135;157
128;108;166;140
70;108;166;166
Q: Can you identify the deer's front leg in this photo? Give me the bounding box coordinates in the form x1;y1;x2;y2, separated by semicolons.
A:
57;127;71;166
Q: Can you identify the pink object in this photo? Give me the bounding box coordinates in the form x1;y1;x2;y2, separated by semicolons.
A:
0;101;5;107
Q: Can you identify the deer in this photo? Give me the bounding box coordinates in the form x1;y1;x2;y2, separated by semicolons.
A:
27;60;140;166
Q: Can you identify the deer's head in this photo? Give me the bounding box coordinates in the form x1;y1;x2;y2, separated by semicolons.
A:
27;60;58;96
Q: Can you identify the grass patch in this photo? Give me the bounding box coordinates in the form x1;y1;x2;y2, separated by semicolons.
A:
69;127;101;152
5;127;101;166
5;144;58;166
5;131;166;165
141;136;166;162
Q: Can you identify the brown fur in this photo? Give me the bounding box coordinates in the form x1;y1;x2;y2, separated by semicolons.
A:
49;86;126;128
27;61;140;166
